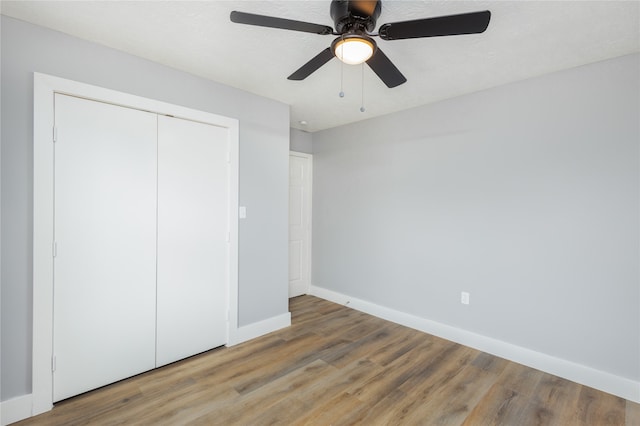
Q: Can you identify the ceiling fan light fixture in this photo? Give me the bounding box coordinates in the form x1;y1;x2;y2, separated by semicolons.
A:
231;1;491;88
332;35;375;65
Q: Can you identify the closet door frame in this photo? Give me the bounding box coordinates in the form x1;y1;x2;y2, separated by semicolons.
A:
32;72;239;415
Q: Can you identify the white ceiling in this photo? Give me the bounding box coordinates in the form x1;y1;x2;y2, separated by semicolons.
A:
2;1;639;132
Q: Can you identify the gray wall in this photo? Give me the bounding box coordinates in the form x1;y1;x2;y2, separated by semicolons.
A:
1;16;290;400
312;53;640;382
290;128;313;154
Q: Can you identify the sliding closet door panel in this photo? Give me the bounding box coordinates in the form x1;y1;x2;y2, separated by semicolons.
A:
53;94;158;402
156;115;229;366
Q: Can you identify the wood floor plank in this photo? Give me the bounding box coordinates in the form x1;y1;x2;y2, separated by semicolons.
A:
230;333;346;395
519;372;582;426
292;392;367;426
278;358;385;426
340;387;409;425
372;348;489;424
346;338;444;403
471;351;510;375
365;323;423;366
462;382;530;425
627;400;640;426
397;344;477;395
393;358;499;425
497;360;546;398
320;324;397;368
31;382;145;426
193;332;327;395
576;385;626;425
311;308;371;338
198;359;335;425
16;295;635;426
103;381;237;426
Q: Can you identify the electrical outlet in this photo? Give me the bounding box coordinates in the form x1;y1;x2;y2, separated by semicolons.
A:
461;292;470;305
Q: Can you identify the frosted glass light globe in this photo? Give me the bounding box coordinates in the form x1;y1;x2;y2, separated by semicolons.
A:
334;37;375;65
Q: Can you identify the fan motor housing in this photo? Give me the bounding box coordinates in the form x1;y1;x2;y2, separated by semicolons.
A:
330;0;382;34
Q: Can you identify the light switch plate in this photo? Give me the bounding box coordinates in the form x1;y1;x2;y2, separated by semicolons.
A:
239;206;247;219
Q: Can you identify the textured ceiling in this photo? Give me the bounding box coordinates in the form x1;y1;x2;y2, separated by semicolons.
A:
2;1;639;132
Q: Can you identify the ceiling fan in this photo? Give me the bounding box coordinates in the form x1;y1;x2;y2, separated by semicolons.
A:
230;0;491;88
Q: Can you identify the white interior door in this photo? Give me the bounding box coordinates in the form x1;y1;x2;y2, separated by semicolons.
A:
53;94;158;402
156;116;229;367
289;152;312;297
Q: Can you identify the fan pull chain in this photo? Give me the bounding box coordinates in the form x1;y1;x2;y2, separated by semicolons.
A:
339;59;345;98
339;35;345;98
360;63;366;112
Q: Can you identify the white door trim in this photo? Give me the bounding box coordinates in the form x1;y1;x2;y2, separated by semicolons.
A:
288;151;313;297
32;72;239;415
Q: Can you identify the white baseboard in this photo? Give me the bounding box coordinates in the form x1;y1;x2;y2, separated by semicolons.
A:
1;394;33;426
309;285;640;403
228;312;292;346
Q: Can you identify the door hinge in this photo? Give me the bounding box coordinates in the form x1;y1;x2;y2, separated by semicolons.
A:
53;126;58;143
52;355;56;372
52;241;57;258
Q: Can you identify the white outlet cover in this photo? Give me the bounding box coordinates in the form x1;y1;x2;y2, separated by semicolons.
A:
461;292;470;305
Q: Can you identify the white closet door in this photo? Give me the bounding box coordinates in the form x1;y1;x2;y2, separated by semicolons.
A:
53;94;158;402
289;153;312;297
156;115;229;366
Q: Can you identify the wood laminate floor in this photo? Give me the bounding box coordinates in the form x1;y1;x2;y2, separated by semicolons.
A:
17;295;639;425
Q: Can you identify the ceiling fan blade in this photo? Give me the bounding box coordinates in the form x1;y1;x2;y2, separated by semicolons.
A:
288;48;335;81
379;10;491;40
366;48;407;88
230;11;333;35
